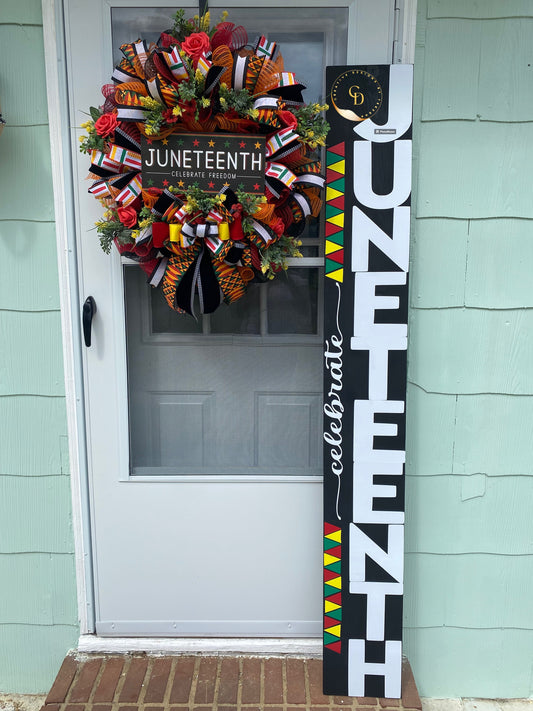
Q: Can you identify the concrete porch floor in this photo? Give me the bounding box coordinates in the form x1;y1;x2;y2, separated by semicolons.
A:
38;654;422;711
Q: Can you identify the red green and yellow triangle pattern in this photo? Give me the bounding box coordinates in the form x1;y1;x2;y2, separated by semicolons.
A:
324;522;342;653
325;142;345;284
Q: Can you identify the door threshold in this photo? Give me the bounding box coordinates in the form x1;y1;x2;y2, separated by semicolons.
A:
78;634;322;657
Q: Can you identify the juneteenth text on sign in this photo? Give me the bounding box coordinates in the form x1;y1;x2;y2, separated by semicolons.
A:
141;133;265;193
348;64;412;699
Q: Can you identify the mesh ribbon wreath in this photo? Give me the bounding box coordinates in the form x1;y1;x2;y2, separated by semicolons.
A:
80;11;329;316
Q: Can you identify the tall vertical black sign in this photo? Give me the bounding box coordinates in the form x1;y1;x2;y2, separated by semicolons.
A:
323;65;413;699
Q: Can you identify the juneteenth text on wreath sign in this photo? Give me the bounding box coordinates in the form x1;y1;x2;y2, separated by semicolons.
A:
141;133;265;193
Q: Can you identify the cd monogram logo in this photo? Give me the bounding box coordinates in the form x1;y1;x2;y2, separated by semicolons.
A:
349;85;364;105
330;69;382;122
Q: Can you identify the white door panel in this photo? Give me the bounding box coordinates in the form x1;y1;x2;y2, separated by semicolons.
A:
64;0;395;636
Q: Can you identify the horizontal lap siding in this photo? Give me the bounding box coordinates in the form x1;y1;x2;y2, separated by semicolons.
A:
0;0;77;693
405;0;533;697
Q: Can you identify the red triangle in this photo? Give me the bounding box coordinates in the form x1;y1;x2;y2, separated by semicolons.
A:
324;522;341;536
328;195;345;210
327;545;341;558
327;167;343;183
324;615;339;629
324;568;339;582
329;142;345;157
325;221;343;237
325;591;342;606
328;249;344;265
325;641;342;654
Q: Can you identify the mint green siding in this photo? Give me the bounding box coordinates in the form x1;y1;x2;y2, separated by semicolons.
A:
0;0;78;694
405;0;533;697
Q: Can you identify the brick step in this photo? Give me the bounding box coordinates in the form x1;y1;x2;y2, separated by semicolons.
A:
42;654;421;711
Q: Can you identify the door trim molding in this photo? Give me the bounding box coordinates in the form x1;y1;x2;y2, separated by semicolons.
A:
79;635;322;656
42;0;95;633
43;0;418;641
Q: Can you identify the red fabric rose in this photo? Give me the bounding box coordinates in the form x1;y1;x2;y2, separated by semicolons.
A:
278;110;298;130
117;206;138;228
181;32;211;61
95;112;118;137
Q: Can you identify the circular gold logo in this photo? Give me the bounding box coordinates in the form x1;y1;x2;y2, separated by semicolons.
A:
330;69;383;122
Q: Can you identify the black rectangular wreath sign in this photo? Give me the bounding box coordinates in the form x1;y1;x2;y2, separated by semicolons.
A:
323;64;413;699
141;132;265;194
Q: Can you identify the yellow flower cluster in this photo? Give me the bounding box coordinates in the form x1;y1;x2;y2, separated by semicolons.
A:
78;119;96;145
307;136;326;150
139;96;162;110
192;11;210;31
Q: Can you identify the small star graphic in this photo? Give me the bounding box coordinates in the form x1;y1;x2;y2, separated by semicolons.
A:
146;139;152;145
224;140;231;148
255;141;262;149
178;180;185;188
239;141;246;149
177;138;184;146
253;183;260;191
162;179;169;187
147;179;154;187
223;182;230;187
238;183;245;190
208;139;215;147
162;138;169;145
208;181;215;189
193;139;200;147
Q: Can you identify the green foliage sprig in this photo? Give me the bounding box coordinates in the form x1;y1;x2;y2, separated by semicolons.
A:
79;107;106;154
94;220;135;254
235;190;267;233
293;102;330;150
261;235;303;279
172;184;228;216
218;85;258;119
171;8;229;40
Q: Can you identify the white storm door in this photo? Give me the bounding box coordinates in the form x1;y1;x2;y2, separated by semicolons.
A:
64;0;395;636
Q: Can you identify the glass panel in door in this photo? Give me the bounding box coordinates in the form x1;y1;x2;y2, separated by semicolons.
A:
117;7;348;477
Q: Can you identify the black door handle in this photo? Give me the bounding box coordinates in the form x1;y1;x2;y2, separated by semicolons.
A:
83;296;97;347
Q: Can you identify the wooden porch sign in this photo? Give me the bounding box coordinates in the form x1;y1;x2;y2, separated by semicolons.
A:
323;64;413;698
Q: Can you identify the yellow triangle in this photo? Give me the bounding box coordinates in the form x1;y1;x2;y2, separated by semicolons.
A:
325;240;343;256
325;530;342;543
325;624;341;638
329;160;345;175
326;186;343;201
326;269;344;283
324;553;341;566
327;213;344;228
325;600;341;613
328;576;342;590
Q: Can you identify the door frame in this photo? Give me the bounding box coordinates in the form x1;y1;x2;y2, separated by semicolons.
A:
42;0;418;647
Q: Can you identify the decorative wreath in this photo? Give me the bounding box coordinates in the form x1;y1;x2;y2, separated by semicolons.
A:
80;10;329;315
